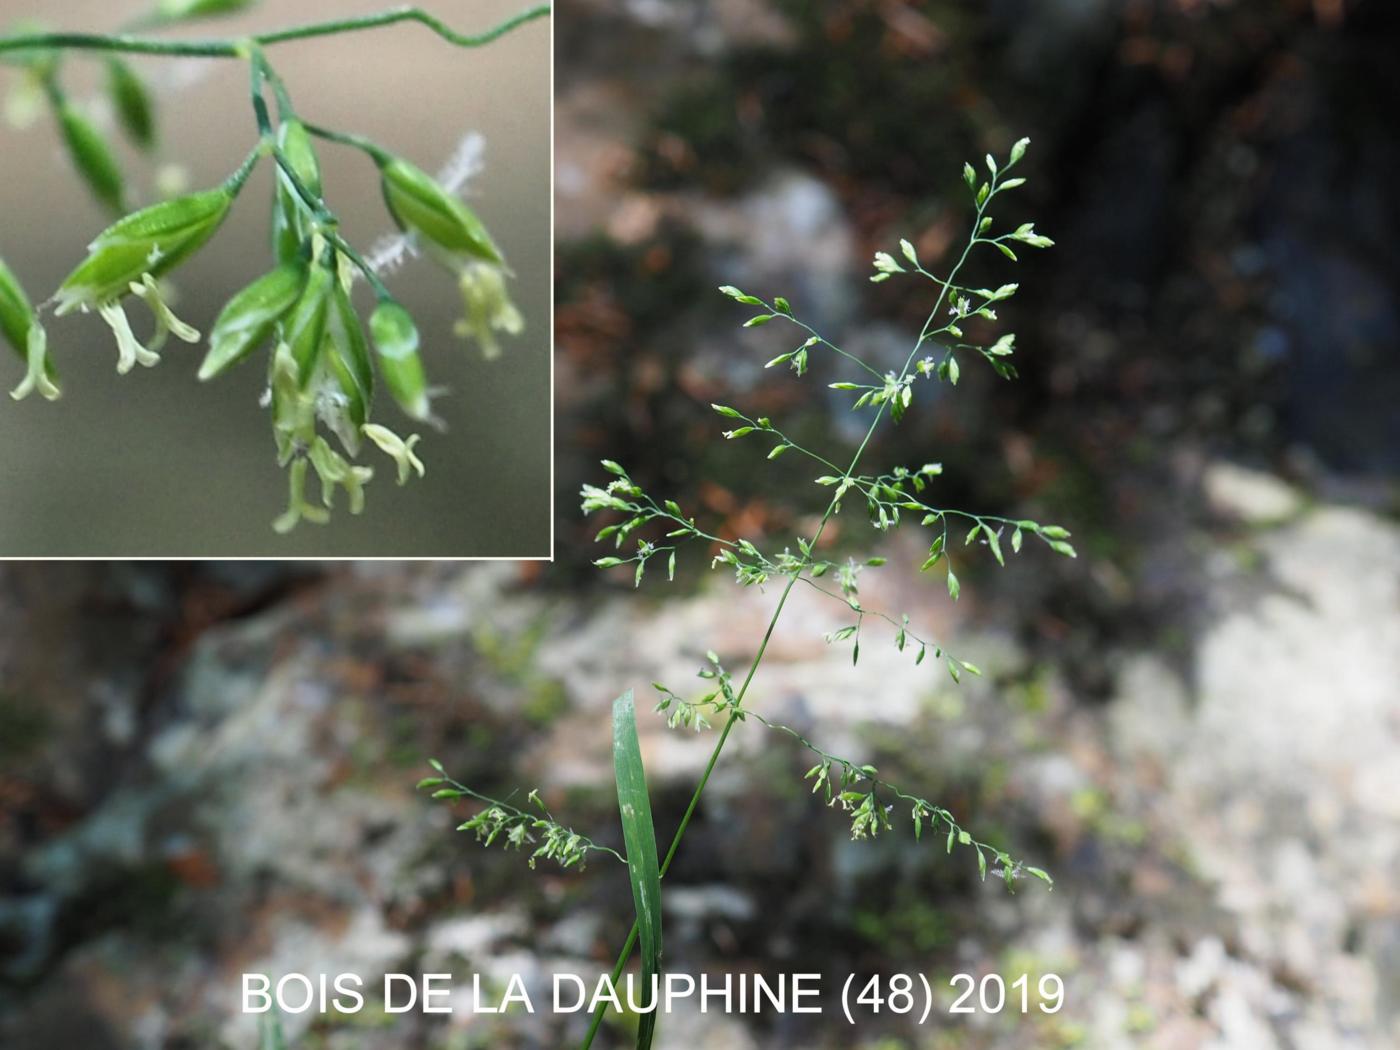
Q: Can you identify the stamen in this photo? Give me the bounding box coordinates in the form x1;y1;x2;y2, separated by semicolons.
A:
9;323;61;402
98;301;159;373
362;423;425;485
132;274;200;346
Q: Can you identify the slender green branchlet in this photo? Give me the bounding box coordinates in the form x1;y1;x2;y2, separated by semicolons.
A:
0;5;551;60
418;760;627;871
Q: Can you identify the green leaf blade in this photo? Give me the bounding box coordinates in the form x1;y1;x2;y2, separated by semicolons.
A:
612;689;663;1050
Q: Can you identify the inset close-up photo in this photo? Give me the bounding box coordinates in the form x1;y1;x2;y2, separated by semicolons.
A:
3;2;1400;1050
0;0;551;557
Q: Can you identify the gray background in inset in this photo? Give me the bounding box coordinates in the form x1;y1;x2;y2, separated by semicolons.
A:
0;0;550;556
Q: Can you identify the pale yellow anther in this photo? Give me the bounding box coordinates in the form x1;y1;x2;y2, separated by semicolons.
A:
98;301;160;374
131;274;200;349
9;323;61;402
362;423;425;485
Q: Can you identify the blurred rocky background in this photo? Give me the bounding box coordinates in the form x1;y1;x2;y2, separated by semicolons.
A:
3;0;1400;1048
0;0;550;556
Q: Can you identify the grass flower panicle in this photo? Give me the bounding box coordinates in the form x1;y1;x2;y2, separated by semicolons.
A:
378;154;523;359
199;261;305;381
53;187;234;316
368;300;431;422
53;96;126;213
430;137;1072;1050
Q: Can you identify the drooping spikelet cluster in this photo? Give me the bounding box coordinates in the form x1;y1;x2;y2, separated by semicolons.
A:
0;3;525;531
